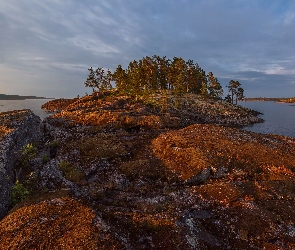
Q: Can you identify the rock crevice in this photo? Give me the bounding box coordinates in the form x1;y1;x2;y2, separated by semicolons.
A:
0;110;42;219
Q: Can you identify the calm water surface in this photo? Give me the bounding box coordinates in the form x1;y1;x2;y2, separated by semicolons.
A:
240;101;295;138
1;100;294;138
0;99;52;120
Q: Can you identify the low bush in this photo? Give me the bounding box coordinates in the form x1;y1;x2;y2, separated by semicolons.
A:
10;180;29;206
58;161;85;185
21;143;38;165
48;141;59;148
42;154;50;164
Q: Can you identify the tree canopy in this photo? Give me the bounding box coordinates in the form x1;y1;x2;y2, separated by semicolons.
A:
112;56;211;98
84;67;113;92
227;80;244;104
84;55;234;101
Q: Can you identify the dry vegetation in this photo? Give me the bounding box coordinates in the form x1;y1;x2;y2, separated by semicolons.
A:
152;124;295;181
0;197;123;249
41;98;78;113
0;126;14;138
0;110;30;139
43;90;262;130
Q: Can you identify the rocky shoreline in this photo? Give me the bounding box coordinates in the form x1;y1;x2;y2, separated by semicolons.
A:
1;93;294;249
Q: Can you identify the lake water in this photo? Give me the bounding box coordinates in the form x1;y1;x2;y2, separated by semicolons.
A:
240;101;295;138
0;99;294;138
0;99;52;120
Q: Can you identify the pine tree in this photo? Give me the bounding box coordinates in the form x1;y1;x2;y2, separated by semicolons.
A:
154;55;169;91
127;60;142;98
94;67;113;92
113;65;128;94
97;55;221;101
236;87;245;102
95;67;104;91
84;67;98;93
106;69;113;90
224;94;232;103
227;80;244;104
200;81;208;99
207;72;223;99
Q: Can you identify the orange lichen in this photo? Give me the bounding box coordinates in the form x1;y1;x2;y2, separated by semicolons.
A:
0;197;123;249
0;126;14;138
197;183;241;204
152;124;295;181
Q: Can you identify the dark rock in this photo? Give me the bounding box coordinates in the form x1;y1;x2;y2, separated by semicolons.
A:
189;208;212;219
0;110;42;219
185;167;212;186
49;146;58;158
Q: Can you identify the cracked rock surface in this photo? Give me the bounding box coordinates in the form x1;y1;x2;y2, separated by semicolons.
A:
0;110;42;219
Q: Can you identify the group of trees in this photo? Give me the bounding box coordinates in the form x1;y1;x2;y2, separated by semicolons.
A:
112;55;224;100
84;67;113;92
225;80;244;104
84;55;244;104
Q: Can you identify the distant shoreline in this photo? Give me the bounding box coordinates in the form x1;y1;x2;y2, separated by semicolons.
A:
0;94;54;100
244;97;295;103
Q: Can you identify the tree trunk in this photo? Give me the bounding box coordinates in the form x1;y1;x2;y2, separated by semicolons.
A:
231;90;234;104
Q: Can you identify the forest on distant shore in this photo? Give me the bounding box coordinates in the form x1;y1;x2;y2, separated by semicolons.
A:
245;97;295;102
0;94;50;100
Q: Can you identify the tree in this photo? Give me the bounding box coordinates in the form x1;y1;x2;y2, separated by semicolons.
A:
224;94;232;103
95;68;113;91
113;65;128;94
84;67;98;93
184;61;206;94
207;72;223;99
106;69;113;90
154;55;169;91
112;56;211;97
185;60;199;93
227;80;244;104
88;55;221;100
126;60;142;98
138;56;158;96
236;87;244;102
95;67;104;91
200;81;208;99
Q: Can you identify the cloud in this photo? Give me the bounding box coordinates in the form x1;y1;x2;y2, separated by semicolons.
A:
220;70;295;98
0;0;295;97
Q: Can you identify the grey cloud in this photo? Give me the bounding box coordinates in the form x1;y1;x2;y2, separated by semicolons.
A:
220;70;295;98
1;0;295;97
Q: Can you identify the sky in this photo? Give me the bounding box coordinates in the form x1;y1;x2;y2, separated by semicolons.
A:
1;0;295;98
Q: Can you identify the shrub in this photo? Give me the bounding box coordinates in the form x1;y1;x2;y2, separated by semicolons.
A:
42;154;50;164
21;143;37;165
58;161;85;184
49;141;59;158
48;141;59;148
10;180;29;206
22;143;37;157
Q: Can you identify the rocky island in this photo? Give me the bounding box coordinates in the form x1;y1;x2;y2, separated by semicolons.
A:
0;90;295;249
